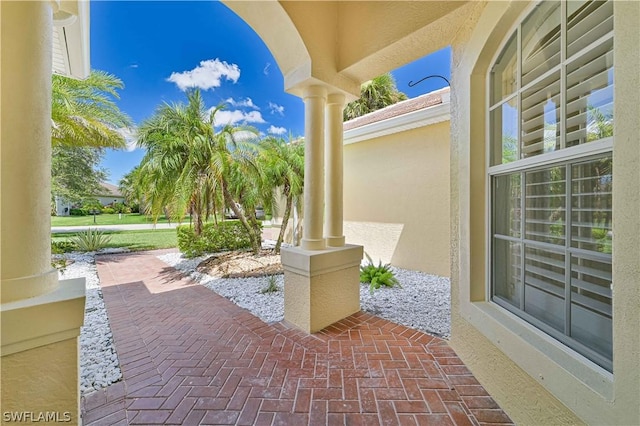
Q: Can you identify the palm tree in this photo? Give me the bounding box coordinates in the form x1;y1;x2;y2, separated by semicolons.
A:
137;90;229;235
136;90;263;253
257;136;304;254
52;70;131;148
118;165;145;212
51;70;131;207
343;73;407;121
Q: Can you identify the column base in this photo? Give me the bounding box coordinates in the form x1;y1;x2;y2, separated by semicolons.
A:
300;238;326;251
1;277;85;424
281;244;363;333
325;235;345;247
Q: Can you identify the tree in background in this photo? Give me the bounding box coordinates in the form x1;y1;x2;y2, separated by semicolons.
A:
343;73;407;121
51;71;131;207
118;165;144;213
257;136;304;254
136;89;265;253
52;146;107;205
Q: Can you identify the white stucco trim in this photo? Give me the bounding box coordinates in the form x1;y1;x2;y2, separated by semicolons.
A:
344;98;450;146
1;278;86;356
52;0;90;79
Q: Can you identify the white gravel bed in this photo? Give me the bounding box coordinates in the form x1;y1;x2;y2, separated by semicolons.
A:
58;251;124;396
158;247;451;338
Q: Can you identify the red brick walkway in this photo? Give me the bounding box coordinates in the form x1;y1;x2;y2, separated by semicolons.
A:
81;250;512;425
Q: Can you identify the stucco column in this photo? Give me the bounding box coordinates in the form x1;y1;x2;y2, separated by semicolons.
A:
1;3;86;423
1;0;58;303
301;85;327;250
324;93;346;247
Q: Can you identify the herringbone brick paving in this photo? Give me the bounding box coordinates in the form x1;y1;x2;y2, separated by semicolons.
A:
81;250;513;425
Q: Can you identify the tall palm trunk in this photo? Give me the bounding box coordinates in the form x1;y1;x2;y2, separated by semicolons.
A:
222;185;261;254
191;197;203;236
275;191;293;255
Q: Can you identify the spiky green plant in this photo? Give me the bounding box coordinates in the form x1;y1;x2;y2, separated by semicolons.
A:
260;275;280;294
360;253;401;294
72;228;111;252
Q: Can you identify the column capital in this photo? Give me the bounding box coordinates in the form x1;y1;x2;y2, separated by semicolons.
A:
327;93;346;106
302;85;327;100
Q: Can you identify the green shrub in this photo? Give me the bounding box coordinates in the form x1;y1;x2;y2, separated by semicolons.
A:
82;199;102;213
112;202;127;213
101;207;116;214
72;228;112;252
52;240;77;253
70;208;87;216
360;253;401;294
51;240;77;273
177;221;256;258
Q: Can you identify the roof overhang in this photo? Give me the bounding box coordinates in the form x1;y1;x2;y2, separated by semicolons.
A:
52;0;90;79
344;89;451;146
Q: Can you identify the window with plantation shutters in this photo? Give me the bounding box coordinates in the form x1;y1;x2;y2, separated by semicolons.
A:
488;0;613;372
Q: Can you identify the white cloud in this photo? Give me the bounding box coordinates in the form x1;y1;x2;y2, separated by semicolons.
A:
233;130;259;142
213;109;266;127
268;102;285;116
167;59;240;91
116;127;138;152
267;125;287;135
263;62;271;75
129;63;139;69
225;97;259;109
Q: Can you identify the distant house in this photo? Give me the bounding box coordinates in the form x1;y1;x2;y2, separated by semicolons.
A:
94;182;125;207
54;182;125;216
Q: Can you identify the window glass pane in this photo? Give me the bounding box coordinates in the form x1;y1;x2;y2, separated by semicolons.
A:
521;1;561;86
493;173;521;237
493;239;522;308
490;34;517;105
489;1;614;371
525;166;566;245
570;254;612;362
521;71;561;158
490;98;518;165
571;156;612;252
566;39;613;147
567;1;613;59
524;246;565;332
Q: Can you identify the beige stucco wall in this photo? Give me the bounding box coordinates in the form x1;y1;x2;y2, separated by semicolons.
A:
449;1;640;425
1;338;79;425
343;122;450;277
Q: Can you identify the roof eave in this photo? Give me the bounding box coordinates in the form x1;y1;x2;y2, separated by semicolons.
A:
52;1;90;80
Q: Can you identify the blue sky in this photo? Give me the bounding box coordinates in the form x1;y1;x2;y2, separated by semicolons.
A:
91;1;451;185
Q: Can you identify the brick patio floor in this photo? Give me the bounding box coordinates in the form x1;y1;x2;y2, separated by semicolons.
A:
81;250;513;425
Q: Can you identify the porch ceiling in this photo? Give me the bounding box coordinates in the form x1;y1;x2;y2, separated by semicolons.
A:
223;1;473;96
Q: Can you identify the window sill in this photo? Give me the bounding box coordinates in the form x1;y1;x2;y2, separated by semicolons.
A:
467;300;614;401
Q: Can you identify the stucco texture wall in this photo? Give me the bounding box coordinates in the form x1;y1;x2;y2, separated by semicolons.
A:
1;339;79;425
343;122;450;277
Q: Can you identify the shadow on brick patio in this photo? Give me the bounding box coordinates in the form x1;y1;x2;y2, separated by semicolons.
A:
81;250;513;425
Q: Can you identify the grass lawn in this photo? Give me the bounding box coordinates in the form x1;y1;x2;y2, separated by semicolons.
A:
52;229;178;251
51;213;183;227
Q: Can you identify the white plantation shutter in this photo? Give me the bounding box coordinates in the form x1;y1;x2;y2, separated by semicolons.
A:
565;38;613;147
489;0;613;371
521;72;561;157
521;1;561;86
